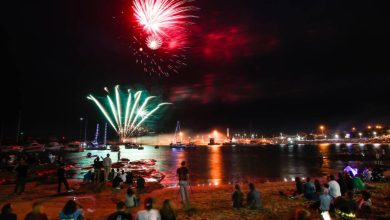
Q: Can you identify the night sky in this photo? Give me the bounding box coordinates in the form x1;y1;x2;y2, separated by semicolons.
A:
1;0;389;139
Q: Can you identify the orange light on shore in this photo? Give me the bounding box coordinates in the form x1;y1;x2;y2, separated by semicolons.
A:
367;125;372;129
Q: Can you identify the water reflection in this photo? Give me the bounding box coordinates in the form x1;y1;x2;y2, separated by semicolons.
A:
63;144;389;185
208;146;223;186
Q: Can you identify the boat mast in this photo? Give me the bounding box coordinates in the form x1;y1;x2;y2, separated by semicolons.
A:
104;123;107;146
93;123;99;144
173;121;181;143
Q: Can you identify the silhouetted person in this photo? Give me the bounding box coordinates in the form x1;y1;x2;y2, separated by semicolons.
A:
345;172;354;191
303;177;316;200
319;184;331;212
14;158;28;194
328;174;341;199
357;191;372;217
232;184;244;208
135;197;161;220
337;173;347;196
126;171;134;185
294;208;311;220
112;173;123;189
0;203;17;220
294;177;304;196
314;179;321;194
103;154;112;182
57;163;72;193
107;201;132;220
160;199;177;220
176;161;189;205
93;157;102;183
24;202;48;220
137;176;145;190
59;200;83;220
125;188;138;208
246;183;262;209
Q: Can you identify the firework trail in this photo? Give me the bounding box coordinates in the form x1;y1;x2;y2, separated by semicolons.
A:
130;0;197;76
87;85;171;141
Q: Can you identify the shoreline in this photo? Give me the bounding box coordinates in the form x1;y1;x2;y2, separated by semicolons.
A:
1;178;390;219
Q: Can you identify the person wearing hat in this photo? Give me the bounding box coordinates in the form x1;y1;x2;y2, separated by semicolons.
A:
135;197;160;220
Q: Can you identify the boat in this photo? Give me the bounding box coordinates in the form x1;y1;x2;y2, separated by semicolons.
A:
110;144;120;152
125;143;139;149
169;142;186;149
138;145;144;150
85;142;107;150
0;145;23;153
23;142;45;153
45;142;64;151
64;141;84;152
154;145;159;149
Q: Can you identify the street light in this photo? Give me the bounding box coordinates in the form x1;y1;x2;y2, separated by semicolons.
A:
79;117;84;141
358;132;362;138
319;125;325;135
373;131;377;137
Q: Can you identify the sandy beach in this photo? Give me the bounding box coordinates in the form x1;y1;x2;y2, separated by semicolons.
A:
1;176;390;220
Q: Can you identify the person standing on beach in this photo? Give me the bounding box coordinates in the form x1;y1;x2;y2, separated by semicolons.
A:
118;150;121;162
14;157;28;195
93;157;102;183
103;154;112;182
177;161;190;206
57;162;72;193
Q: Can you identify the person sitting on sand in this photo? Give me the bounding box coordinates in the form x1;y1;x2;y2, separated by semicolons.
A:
294;208;311;220
314;179;321;194
357;191;372;217
59;200;84;220
353;174;365;192
135;197;161;220
333;191;358;218
112;173;123;189
125;188;138;208
294;177;304;196
345;172;354;191
126;171;134;185
0;203;17;220
303;177;316;200
247;183;262;209
160;199;177;220
328;175;341;199
108;168;115;181
137;176;145;190
319;184;331;212
121;170;127;182
107;201;132;220
337;173;347;196
232;184;244;209
83;169;92;183
25;202;48;220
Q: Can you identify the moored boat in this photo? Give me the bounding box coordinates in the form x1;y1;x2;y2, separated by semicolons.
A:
64;141;84;152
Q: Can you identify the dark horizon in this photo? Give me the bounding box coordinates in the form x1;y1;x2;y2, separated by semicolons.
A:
1;0;389;140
